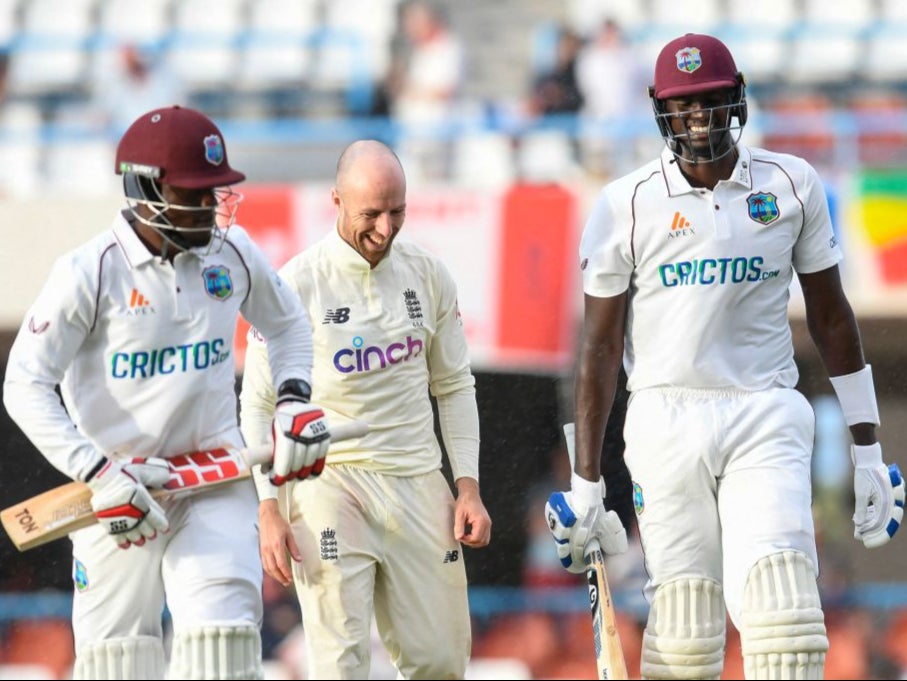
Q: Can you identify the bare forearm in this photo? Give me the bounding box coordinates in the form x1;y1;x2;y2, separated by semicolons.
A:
574;341;621;481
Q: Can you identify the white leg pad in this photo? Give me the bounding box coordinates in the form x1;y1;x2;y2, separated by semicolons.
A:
741;551;828;680
168;623;263;680
73;636;165;679
641;578;726;680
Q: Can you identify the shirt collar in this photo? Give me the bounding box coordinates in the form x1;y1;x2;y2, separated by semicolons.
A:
660;144;754;195
112;210;217;266
111;210;157;268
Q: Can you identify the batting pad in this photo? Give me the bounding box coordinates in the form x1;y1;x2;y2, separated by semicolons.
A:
168;623;262;680
73;635;165;680
641;577;726;679
741;551;828;679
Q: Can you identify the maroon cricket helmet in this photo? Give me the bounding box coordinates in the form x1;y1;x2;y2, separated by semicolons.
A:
652;33;740;100
115;105;245;189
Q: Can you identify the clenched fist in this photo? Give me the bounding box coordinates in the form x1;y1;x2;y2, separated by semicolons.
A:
270;399;330;485
87;457;170;549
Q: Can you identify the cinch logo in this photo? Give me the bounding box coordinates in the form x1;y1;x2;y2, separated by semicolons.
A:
333;335;423;374
658;256;780;286
110;338;230;378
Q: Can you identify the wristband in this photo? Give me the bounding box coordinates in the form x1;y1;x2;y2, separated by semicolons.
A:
82;456;108;483
829;365;880;427
253;465;279;501
277;378;312;403
571;471;605;510
851;443;883;469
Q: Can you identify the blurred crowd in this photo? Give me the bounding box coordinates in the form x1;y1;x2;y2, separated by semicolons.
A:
0;0;905;197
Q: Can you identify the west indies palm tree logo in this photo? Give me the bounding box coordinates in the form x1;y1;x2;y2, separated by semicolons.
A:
747;192;780;225
202;265;233;300
675;46;702;73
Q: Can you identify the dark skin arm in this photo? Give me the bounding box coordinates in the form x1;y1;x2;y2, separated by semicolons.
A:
574;291;628;482
799;265;876;446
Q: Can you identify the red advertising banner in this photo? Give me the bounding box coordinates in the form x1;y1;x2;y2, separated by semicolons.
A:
234;184;299;370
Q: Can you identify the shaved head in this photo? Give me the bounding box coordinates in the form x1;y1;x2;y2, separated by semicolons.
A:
332;140;407;268
336;140;405;195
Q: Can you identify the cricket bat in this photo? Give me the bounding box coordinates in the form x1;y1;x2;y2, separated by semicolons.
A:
1;419;369;552
563;422;629;680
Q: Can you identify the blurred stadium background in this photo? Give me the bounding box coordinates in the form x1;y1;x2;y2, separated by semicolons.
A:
1;0;907;678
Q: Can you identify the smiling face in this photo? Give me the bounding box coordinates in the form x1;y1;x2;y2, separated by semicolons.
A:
662;87;736;163
332;143;407;268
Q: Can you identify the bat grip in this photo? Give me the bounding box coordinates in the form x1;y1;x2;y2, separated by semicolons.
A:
245;418;369;467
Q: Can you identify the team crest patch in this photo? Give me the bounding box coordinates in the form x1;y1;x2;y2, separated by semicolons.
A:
675;47;702;74
633;481;645;515
73;558;89;591
202;265;233;300
747;192;780;225
204;134;224;166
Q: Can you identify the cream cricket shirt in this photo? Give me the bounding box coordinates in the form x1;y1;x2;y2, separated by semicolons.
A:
4;212;313;481
580;145;843;392
242;229;476;479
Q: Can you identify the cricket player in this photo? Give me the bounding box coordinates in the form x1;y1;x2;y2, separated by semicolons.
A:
545;34;905;679
240;140;492;679
3;105;331;680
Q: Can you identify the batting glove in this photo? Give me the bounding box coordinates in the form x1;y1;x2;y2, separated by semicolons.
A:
270;396;330;486
86;457;170;549
545;473;628;574
852;443;905;548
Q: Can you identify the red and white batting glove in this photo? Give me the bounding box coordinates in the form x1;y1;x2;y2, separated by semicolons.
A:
270;380;330;485
85;457;170;549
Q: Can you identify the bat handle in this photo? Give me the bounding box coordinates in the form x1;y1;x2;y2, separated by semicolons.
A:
587;537;602;560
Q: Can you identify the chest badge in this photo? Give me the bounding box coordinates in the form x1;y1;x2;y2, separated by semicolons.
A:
404;288;423;328
747;192;780;225
202;265;233;301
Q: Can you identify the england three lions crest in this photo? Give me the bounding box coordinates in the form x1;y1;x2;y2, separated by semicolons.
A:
203;265;233;300
747;192;780;225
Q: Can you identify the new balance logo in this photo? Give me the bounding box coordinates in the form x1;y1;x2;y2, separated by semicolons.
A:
127;288;154;315
669;212;694;238
443;550;459;563
323;307;350;324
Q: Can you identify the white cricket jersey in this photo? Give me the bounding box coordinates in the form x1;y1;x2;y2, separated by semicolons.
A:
241;229;476;477
3;212;313;481
580;145;842;392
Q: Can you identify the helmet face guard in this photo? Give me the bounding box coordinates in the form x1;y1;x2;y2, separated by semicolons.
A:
650;79;747;164
649;33;748;164
122;172;243;255
115;106;245;255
